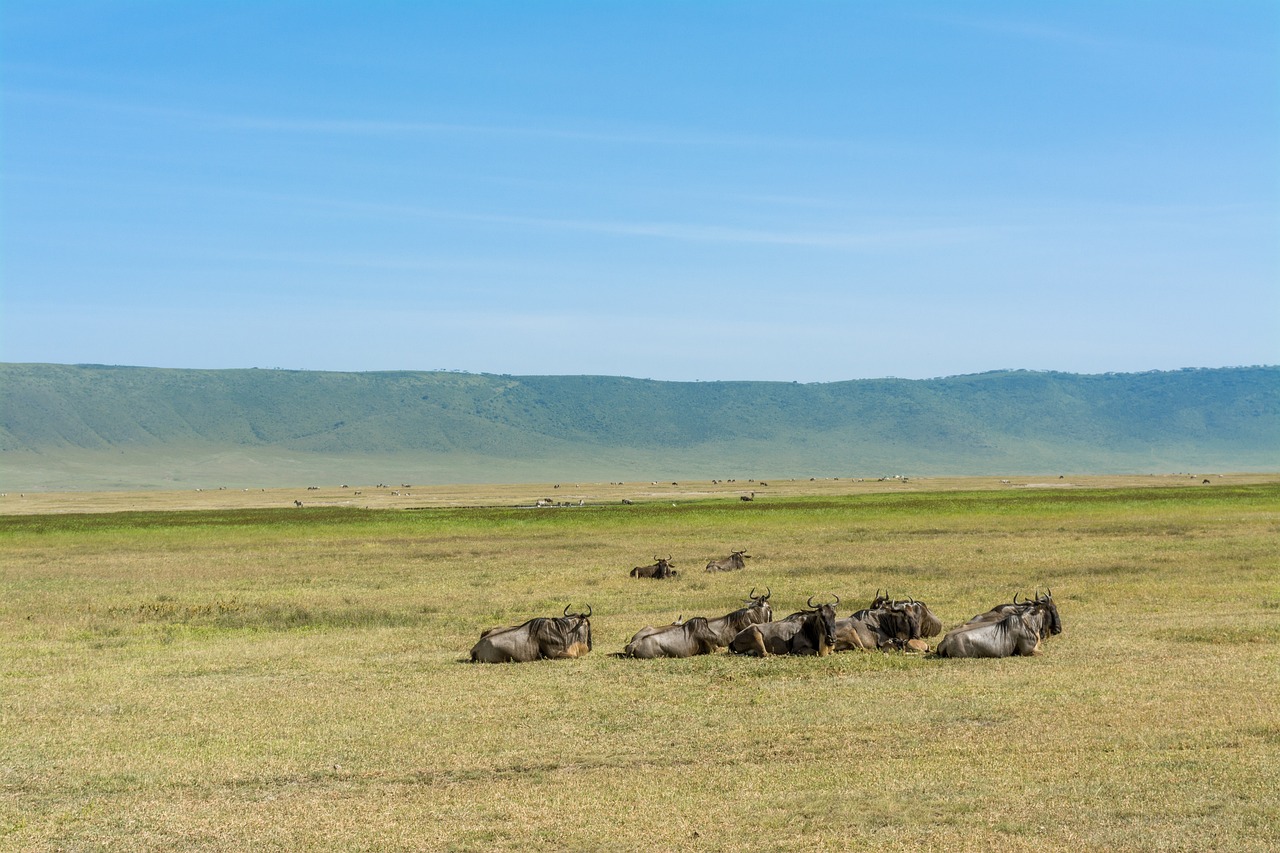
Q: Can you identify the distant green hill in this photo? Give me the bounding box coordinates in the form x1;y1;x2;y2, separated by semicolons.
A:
1;364;1276;489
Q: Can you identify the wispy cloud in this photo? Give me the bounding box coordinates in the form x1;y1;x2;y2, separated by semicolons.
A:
916;11;1126;52
1;87;825;149
278;192;996;250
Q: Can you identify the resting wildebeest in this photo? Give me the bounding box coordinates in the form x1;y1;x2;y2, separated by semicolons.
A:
730;596;839;657
469;605;593;663
935;594;1060;658
624;616;722;658
630;556;677;579
705;549;751;572
965;591;1062;638
934;609;1042;658
835;597;923;651
705;588;774;645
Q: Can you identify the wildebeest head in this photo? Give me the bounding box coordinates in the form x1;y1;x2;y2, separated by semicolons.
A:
806;595;840;654
901;597;943;638
706;587;773;646
746;586;773;621
558;603;593;654
1033;590;1062;636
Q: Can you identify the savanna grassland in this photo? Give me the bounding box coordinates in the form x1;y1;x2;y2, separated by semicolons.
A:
2;479;1278;851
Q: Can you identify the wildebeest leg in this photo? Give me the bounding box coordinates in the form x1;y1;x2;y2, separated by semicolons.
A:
744;627;769;657
548;641;590;659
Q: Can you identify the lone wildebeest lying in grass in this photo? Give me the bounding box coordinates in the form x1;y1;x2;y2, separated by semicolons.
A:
630;556;677;579
705;549;750;572
470;605;593;663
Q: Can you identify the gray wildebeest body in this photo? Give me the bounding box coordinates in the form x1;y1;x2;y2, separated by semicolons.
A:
630;556;677;579
624;617;722;658
835;598;923;651
705;550;751;573
934;610;1042;658
470;605;593;663
964;591;1062;637
935;595;1060;658
705;588;774;645
730;597;838;657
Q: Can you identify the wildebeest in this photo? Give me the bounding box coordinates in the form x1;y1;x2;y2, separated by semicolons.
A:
964;591;1062;638
469;605;593;663
835;597;922;651
630;555;677;579
934;609;1042;658
730;596;839;657
935;594;1061;658
705;588;774;645
624;616;722;658
705;549;751;572
903;597;944;638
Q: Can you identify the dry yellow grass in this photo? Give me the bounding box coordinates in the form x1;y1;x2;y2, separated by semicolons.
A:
2;477;1277;850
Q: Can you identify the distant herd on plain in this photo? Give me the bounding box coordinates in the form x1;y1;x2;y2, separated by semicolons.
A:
469;549;1063;663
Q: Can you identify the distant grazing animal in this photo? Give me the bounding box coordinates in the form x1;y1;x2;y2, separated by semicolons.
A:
624;616;722;658
293;500;303;508
469;605;593;663
621;499;634;505
706;549;751;572
630;556;677;579
740;492;755;502
730;596;839;657
706;588;774;645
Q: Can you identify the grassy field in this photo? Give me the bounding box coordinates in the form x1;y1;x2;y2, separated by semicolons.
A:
2;479;1278;851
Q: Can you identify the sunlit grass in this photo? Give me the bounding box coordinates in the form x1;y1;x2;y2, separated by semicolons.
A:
2;483;1277;850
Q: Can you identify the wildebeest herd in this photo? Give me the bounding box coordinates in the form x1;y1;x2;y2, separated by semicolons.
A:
469;558;1064;662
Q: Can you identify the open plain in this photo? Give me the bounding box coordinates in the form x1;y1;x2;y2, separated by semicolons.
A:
2;476;1278;851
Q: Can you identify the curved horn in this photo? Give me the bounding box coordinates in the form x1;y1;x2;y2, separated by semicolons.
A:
1013;592;1022;605
564;604;572;617
749;586;759;601
763;587;772;601
807;595;818;610
832;594;840;607
582;603;592;618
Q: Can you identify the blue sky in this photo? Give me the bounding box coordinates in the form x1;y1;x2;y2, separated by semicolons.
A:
2;1;1277;382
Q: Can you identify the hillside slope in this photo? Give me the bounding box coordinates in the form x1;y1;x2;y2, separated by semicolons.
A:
1;364;1276;489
